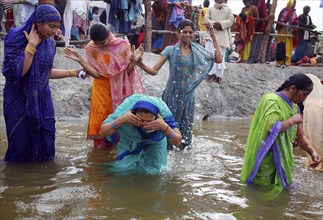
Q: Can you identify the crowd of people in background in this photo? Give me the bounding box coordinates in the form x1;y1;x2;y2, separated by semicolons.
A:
197;0;323;70
1;0;323;70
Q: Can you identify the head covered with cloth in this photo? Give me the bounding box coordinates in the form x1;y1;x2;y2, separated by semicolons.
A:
2;4;62;162
100;94;182;174
3;4;61;124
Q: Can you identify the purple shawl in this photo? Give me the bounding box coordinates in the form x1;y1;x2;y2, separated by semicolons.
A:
2;5;61;125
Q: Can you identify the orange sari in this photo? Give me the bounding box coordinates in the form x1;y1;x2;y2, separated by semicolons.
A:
85;33;145;145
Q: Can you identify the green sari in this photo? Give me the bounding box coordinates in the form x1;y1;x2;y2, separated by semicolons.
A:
241;92;298;188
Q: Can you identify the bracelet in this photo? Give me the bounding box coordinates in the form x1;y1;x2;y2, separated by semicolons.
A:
166;130;175;139
163;125;169;133
289;118;293;126
111;120;119;129
25;44;36;56
68;69;77;77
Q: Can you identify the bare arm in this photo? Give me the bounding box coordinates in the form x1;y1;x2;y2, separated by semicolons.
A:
137;55;167;76
296;123;321;168
63;47;101;79
100;111;146;137
205;24;223;63
99;111;182;147
50;68;82;79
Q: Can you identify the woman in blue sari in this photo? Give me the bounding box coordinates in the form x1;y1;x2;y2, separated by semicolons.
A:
100;94;182;174
2;4;83;162
137;19;222;149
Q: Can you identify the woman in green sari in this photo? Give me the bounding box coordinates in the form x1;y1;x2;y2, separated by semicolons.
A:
241;73;320;189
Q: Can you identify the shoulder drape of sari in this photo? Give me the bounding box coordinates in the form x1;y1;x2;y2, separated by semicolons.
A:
241;92;298;188
85;33;145;110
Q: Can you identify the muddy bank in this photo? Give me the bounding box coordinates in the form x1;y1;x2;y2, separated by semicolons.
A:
0;43;322;119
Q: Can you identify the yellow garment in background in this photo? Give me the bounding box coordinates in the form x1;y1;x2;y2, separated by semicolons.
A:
303;74;323;171
276;28;293;65
240;35;253;62
198;7;208;31
239;9;253;62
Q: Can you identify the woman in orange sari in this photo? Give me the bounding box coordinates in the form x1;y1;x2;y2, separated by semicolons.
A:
64;23;146;149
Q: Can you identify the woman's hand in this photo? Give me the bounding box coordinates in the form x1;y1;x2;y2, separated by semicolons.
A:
143;114;167;133
204;23;215;34
120;111;144;127
23;24;42;47
291;113;303;124
310;150;321;168
131;44;144;62
63;47;83;63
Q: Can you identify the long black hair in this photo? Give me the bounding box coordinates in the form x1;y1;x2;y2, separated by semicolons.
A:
89;23;109;42
276;73;313;92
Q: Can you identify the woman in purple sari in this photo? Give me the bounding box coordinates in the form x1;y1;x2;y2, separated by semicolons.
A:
2;4;82;162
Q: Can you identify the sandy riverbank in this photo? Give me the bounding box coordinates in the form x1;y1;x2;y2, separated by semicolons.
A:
1;42;322;120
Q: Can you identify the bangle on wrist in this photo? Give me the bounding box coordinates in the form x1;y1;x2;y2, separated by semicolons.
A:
111;120;119;129
288;118;293;126
68;69;77;77
166;130;175;139
25;44;36;56
163;125;169;133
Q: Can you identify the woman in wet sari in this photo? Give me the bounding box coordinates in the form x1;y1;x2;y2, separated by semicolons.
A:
137;19;222;149
63;23;146;150
241;73;320;190
99;94;182;174
2;5;83;162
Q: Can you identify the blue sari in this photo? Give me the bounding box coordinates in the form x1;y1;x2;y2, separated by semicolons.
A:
2;5;61;162
102;94;177;174
161;42;214;148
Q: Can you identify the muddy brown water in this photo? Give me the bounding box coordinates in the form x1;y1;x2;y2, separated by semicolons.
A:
0;117;322;219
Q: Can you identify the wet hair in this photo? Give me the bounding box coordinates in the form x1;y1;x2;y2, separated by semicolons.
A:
178;19;195;32
89;23;109;42
276;73;313;92
203;0;210;7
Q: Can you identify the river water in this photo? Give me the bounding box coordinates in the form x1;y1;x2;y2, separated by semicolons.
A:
0;117;322;219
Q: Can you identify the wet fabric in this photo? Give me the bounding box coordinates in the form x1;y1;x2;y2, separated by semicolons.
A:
241;92;298;188
85;33;145;141
102;94;177;174
303;74;323;171
2;5;61;162
161;42;214;147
